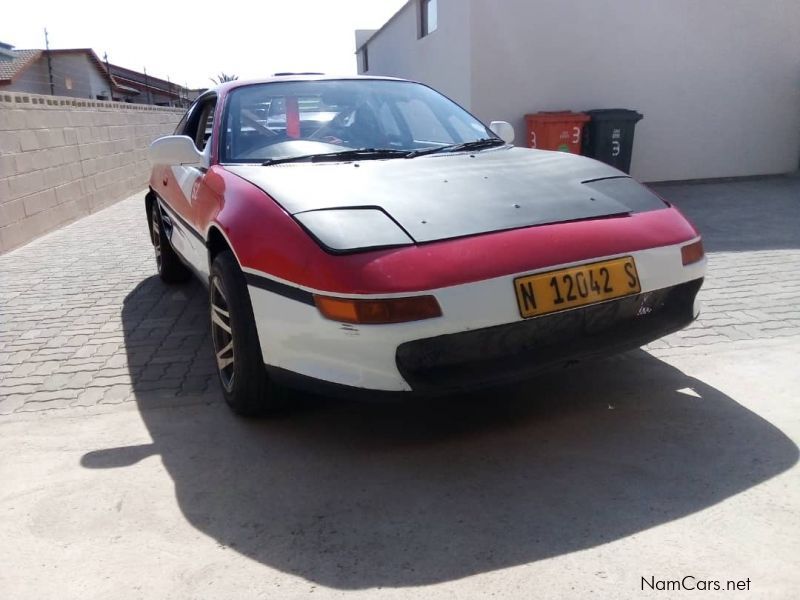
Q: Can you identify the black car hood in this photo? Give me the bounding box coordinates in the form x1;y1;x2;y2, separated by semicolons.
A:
226;147;664;248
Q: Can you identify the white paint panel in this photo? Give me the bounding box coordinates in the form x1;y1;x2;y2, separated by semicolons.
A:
248;240;705;391
165;166;208;275
170;166;201;204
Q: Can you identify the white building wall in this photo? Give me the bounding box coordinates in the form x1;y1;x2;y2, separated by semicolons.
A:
359;0;800;182
470;0;800;181
356;0;472;108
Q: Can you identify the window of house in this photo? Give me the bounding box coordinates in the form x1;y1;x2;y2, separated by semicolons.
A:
420;0;438;37
362;45;369;72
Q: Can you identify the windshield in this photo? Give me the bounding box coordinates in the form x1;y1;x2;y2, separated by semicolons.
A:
220;79;497;163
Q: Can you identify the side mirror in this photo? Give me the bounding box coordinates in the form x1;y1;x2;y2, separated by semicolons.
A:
149;135;204;166
489;121;515;144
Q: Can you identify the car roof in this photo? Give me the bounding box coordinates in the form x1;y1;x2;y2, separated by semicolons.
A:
211;74;411;94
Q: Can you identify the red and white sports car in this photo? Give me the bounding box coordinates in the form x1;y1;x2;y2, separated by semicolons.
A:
147;75;705;415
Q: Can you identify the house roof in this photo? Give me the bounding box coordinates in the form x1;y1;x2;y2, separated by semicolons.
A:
0;49;43;83
0;47;184;98
108;63;180;98
0;47;117;90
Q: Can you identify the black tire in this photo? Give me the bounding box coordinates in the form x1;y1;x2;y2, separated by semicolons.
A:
151;202;191;283
209;250;289;416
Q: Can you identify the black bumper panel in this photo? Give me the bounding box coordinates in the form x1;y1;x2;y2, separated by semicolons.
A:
396;278;703;393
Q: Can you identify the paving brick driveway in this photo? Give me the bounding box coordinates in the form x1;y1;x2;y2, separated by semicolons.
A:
1;175;798;415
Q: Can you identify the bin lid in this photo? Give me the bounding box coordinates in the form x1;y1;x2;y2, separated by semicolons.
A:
525;111;590;124
585;109;643;121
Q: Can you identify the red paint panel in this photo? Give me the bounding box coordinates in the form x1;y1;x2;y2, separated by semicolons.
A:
215;169;699;295
300;209;699;294
213;168;316;279
285;96;300;139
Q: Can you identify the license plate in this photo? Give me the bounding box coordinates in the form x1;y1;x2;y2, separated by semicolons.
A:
514;257;641;319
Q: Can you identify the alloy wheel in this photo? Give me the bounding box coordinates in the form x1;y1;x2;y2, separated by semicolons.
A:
210;276;235;393
151;206;162;272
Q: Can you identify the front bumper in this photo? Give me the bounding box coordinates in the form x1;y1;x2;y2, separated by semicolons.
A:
266;279;702;397
247;240;706;394
396;278;702;393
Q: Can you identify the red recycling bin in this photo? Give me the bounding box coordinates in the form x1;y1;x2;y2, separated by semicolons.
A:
525;112;590;153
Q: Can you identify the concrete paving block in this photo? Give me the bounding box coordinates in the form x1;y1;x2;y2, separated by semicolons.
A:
0;394;27;415
71;387;106;407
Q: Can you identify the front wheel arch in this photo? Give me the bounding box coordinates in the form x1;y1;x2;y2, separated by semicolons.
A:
144;190;156;240
206;225;234;268
209;250;289;416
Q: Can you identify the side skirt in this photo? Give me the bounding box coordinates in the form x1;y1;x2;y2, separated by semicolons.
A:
153;195;209;287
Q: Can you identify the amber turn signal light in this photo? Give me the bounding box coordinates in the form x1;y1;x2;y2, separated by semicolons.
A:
681;239;705;265
314;294;442;324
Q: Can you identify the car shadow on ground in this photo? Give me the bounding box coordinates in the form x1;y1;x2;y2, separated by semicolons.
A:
81;275;798;589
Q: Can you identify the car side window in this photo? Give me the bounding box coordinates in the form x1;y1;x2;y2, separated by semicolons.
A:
182;96;217;152
195;101;216;151
173;101;196;135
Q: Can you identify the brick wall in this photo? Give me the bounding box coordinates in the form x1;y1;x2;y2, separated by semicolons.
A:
0;91;184;253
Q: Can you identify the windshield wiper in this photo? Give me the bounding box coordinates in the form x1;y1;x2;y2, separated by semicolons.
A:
260;140;507;165
262;148;410;166
406;138;507;158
